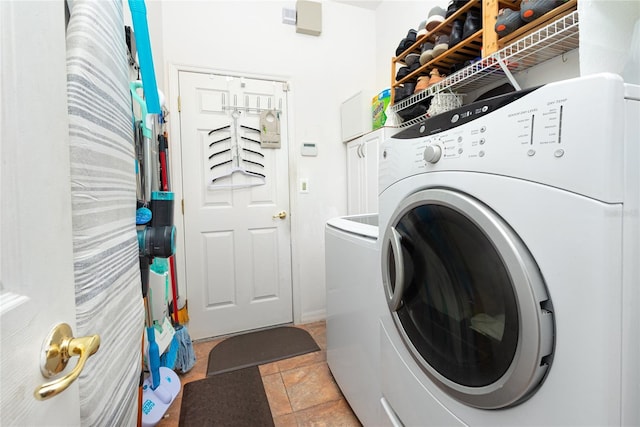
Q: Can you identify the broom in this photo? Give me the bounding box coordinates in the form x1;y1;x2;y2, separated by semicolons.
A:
157;129;195;373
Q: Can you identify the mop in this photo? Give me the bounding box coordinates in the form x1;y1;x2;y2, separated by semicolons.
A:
169;259;196;373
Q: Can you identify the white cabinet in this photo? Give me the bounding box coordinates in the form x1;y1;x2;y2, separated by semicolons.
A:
341;91;372;142
347;128;396;215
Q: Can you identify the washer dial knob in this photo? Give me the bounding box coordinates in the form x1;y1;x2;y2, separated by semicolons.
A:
424;145;443;163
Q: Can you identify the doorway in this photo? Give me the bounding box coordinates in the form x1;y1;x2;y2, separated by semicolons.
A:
176;70;293;339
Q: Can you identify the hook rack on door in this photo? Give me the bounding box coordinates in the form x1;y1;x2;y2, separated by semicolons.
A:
220;93;282;114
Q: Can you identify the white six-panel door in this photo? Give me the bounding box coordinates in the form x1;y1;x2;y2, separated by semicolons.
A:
178;71;293;339
1;1;81;423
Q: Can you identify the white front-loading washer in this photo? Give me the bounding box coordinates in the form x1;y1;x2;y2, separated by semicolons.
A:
377;73;640;426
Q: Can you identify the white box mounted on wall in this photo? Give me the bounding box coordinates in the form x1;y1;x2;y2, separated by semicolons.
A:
340;91;372;143
296;0;322;36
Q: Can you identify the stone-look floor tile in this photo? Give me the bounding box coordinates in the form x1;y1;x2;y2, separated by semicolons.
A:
274;412;298;427
263;373;293;417
299;321;328;351
277;350;326;372
192;337;222;361
178;364;206;385
294;399;362;427
260;361;281;376
281;362;343;412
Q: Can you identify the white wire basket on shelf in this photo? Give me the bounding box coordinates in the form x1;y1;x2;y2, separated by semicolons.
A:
426;92;464;117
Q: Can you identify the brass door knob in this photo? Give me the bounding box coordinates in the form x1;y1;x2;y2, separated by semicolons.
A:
272;211;287;220
34;323;100;400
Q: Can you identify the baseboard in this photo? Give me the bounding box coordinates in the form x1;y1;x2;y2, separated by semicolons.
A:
299;308;326;324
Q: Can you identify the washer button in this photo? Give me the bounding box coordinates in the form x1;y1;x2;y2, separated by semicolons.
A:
554;149;565;158
527;149;536;157
451;114;460;124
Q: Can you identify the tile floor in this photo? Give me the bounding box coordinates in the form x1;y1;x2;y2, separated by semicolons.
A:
156;321;362;427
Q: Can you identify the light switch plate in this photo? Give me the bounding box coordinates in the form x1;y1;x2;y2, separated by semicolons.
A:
301;142;318;156
299;178;309;193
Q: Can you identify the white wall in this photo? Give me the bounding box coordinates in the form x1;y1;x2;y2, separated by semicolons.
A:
579;0;640;79
155;1;376;324
374;0;441;91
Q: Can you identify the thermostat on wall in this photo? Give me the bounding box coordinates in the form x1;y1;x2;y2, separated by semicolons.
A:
301;142;317;156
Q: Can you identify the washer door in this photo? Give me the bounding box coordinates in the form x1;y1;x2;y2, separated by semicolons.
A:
382;188;554;409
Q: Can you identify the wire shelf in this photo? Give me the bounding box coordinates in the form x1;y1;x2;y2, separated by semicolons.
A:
390;10;580;127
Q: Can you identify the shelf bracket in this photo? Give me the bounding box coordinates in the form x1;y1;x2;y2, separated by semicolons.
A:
496;57;521;91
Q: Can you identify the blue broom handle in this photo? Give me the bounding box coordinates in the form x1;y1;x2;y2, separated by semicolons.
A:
128;0;161;114
147;326;161;389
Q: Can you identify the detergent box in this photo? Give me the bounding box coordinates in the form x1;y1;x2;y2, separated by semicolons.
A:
372;88;391;130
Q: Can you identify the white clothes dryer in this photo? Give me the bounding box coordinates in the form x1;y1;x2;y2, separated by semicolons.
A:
377;73;640;426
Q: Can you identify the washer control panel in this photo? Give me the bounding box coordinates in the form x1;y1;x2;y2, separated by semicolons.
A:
392;84;572;165
420;123;488;163
380;73;628;203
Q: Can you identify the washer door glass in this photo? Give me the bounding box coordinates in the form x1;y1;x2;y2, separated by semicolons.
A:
382;188;554;409
394;202;518;387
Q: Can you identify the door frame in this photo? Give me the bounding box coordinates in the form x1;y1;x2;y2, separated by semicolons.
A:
166;63;302;330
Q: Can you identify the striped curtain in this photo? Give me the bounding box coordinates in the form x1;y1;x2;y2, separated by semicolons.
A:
66;1;144;425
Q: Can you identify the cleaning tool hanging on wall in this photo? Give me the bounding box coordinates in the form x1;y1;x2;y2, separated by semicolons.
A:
128;0;160;115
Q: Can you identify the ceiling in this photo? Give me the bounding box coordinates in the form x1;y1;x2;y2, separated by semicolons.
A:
331;0;383;10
